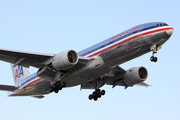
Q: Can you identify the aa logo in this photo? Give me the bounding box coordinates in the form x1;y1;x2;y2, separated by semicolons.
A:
15;66;24;80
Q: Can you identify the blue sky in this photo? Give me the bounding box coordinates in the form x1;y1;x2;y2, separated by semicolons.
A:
0;0;179;120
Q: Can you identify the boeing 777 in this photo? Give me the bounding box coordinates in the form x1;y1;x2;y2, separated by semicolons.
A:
0;22;173;101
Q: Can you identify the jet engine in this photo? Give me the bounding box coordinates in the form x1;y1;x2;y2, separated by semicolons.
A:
123;67;148;86
52;50;79;70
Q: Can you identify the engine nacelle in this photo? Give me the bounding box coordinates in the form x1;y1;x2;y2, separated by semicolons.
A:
52;50;79;70
123;67;148;86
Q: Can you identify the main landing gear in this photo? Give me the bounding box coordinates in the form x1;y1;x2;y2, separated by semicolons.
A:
150;44;161;62
50;71;68;93
88;89;105;101
49;81;66;93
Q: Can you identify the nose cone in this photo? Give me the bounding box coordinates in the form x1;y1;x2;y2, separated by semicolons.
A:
166;28;174;36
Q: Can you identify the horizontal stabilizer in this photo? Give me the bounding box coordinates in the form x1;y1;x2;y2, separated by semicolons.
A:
0;84;18;91
31;95;45;99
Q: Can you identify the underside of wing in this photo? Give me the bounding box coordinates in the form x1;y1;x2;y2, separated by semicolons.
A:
106;66;150;88
105;66;127;87
81;66;150;90
0;84;18;91
0;48;55;68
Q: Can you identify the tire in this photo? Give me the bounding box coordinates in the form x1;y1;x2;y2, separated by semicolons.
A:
97;94;101;98
154;57;158;62
101;90;105;95
89;94;93;100
54;89;59;93
150;56;154;62
59;86;62;90
93;91;97;96
94;97;98;101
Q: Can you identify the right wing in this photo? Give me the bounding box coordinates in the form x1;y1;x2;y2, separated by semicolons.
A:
0;84;18;91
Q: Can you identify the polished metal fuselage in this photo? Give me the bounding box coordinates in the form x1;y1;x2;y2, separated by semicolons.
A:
10;22;173;96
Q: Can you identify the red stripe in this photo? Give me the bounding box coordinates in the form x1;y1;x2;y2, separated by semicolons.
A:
23;78;42;89
88;27;173;57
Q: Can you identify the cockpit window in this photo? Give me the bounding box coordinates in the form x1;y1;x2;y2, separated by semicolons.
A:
156;23;168;27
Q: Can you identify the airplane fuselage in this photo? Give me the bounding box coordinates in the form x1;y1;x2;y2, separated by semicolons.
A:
9;22;173;96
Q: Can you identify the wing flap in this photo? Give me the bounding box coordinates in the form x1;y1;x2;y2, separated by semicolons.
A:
0;84;18;91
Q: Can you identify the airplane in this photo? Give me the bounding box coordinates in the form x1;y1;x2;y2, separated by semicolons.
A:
0;22;173;101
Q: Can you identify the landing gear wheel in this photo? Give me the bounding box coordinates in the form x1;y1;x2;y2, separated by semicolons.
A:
89;94;93;100
54;89;59;93
154;57;158;62
50;81;66;93
97;94;101;98
88;89;106;101
94;97;98;101
150;56;158;62
59;86;62;90
101;90;105;95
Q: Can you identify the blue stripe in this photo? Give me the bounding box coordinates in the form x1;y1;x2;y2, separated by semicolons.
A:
17;72;37;87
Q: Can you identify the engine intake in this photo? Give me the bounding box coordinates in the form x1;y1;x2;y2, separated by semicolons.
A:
52;50;79;70
123;67;148;86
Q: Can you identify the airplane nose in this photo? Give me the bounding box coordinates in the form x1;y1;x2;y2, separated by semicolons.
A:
166;29;173;36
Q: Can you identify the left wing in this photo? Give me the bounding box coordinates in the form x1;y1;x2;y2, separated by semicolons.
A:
0;48;55;68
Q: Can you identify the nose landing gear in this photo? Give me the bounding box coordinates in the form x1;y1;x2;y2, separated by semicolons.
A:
150;44;161;62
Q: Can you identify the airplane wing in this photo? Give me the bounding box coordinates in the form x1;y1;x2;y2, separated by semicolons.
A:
0;48;55;68
0;48;91;70
0;84;18;91
105;66;150;88
106;66;126;88
81;66;127;89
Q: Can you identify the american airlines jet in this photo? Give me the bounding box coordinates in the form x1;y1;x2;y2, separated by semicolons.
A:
0;22;173;101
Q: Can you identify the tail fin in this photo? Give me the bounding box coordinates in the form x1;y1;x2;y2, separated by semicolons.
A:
11;64;31;85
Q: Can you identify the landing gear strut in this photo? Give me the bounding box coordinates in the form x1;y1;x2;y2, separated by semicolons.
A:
88;89;105;101
49;71;68;93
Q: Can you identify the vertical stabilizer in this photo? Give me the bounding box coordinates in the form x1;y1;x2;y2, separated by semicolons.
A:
11;64;31;85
